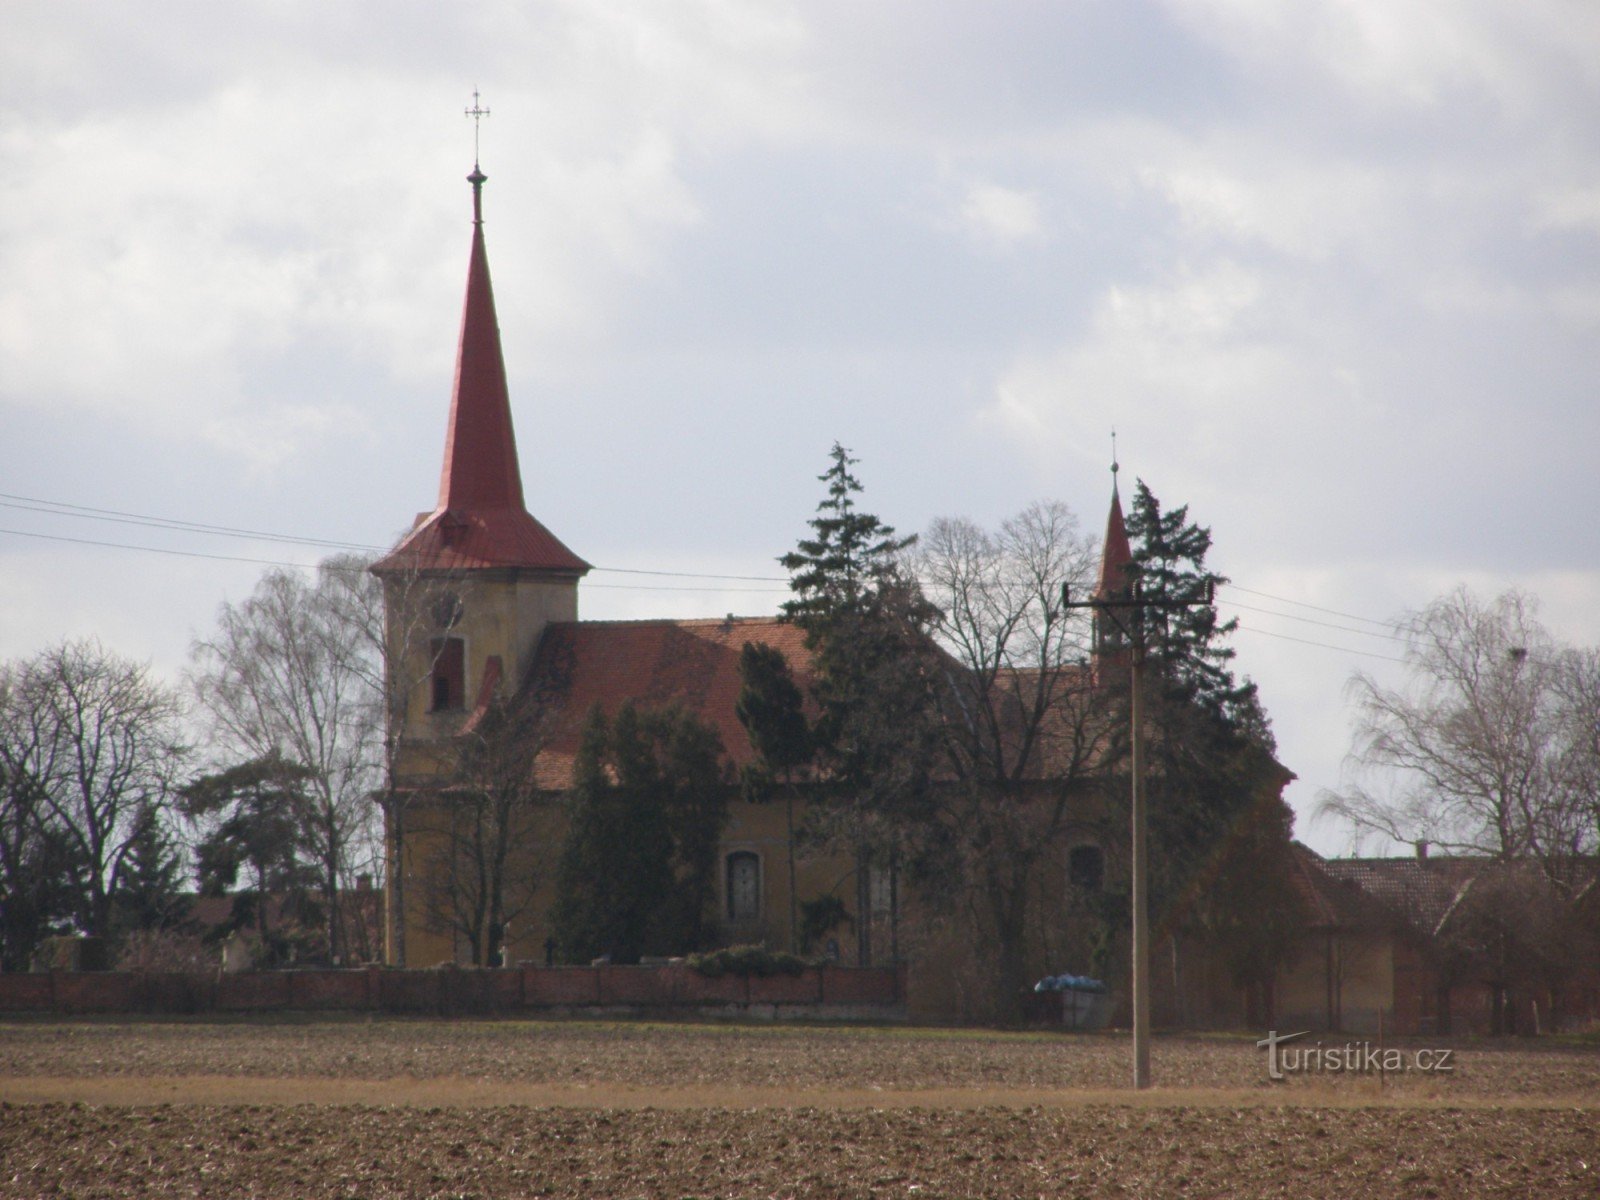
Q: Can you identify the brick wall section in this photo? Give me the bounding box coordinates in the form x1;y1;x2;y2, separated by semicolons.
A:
672;970;747;1005
0;965;903;1019
820;963;903;1005
218;973;294;1011
748;971;823;1004
525;967;604;1006
0;974;51;1012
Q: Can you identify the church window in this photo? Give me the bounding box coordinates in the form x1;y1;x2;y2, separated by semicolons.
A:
726;851;761;922
1069;844;1104;892
869;864;894;914
430;637;465;711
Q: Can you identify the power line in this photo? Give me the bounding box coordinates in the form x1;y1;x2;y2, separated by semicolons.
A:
0;489;1432;635
0;493;384;553
1221;582;1401;630
0;527;789;593
0;491;790;582
1217;598;1407;643
1233;621;1410;664
0;526;346;570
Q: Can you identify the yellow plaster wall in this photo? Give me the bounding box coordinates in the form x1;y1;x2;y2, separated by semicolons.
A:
388;794;861;967
383;570;577;774
1276;931;1396;1033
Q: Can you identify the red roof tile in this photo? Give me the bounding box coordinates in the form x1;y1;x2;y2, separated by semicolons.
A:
524;617;815;789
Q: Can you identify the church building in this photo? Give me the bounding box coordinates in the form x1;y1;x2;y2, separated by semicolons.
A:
369;160;1296;1028
371;164;843;971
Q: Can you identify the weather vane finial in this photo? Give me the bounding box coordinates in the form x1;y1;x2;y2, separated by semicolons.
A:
1110;429;1119;483
465;88;491;167
465;90;491;225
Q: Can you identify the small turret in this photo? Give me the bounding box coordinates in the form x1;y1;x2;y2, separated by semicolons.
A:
1092;452;1134;672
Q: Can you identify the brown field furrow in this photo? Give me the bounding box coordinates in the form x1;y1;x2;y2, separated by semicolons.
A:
3;1020;1598;1097
2;1020;1597;1198
2;1102;1597;1199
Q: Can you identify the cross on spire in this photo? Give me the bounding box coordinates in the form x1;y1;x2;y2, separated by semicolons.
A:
465;88;491;166
464;90;490;225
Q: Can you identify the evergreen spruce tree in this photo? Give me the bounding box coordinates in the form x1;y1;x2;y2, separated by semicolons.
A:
1124;480;1261;729
779;443;941;965
1122;481;1299;1006
110;802;191;938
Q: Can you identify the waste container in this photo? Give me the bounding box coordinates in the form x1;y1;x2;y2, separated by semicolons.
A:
1033;974;1110;1030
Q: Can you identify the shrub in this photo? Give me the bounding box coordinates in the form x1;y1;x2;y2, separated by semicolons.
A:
686;944;810;978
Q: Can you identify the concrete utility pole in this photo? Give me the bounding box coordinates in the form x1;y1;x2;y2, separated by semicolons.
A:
1065;576;1213;1090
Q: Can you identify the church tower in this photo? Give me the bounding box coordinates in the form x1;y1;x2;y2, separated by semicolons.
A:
371;161;588;776
1091;458;1135;675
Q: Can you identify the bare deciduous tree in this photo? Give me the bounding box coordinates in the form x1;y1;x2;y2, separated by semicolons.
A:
417;686;557;966
0;640;186;943
1320;587;1600;1031
917;501;1113;1020
189;560;383;961
1321;588;1593;874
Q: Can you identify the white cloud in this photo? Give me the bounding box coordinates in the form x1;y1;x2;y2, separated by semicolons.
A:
0;4;810;470
957;182;1044;247
1532;183;1600;234
1164;0;1595;115
984;260;1293;473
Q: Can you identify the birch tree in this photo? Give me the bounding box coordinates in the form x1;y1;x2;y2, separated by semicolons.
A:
190;559;383;961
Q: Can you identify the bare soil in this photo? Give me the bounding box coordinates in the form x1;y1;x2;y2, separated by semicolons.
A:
2;1020;1597;1197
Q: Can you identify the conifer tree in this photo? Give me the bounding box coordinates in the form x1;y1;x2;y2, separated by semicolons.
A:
1122;481;1298;1004
182;755;323;964
110;803;191;938
779;443;941;965
1124;480;1261;730
551;703;729;963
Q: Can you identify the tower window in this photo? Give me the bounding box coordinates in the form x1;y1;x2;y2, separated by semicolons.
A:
1069;844;1104;892
430;637;465;711
726;851;761;922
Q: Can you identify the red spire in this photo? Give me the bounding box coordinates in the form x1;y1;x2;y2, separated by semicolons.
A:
373;169;588;577
437;168;522;513
1094;472;1133;600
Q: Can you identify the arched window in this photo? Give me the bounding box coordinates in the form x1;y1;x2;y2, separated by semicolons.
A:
1069;844;1104;892
430;637;465;712
726;851;761;922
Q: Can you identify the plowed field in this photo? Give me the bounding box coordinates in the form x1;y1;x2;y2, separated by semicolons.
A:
3;1020;1597;1198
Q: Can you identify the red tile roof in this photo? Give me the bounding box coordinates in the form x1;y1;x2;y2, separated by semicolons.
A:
1286;843;1404;931
524;617;815;789
1317;854;1514;936
373;172;588;577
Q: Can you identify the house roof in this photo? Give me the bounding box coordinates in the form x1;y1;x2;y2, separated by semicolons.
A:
373;168;588;577
524;616;815;789
1286;843;1408;931
1306;850;1485;936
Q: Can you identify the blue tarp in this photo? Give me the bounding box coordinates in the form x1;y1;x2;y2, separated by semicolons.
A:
1033;974;1107;994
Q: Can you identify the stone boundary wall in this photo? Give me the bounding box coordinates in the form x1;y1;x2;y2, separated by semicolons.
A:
0;963;906;1020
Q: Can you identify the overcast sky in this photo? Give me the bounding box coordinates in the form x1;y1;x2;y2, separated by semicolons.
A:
3;1;1597;856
